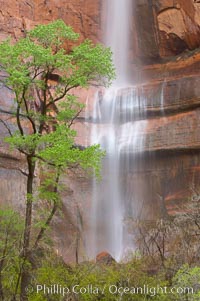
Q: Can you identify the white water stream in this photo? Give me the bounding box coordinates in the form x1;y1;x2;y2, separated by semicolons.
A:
87;0;148;260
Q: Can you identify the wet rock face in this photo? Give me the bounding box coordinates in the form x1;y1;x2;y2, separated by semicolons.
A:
132;0;200;60
155;0;200;57
0;0;101;43
132;0;160;62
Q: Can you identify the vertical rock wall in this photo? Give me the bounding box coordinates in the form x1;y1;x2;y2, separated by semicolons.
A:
1;0;200;261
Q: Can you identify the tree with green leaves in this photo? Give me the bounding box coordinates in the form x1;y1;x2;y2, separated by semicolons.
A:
0;19;115;300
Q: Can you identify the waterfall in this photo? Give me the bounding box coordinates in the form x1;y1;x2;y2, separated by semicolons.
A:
104;0;132;85
86;0;148;260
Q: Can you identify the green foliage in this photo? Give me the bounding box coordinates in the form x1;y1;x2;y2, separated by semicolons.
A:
0;19;111;174
28;19;79;48
0;207;23;252
0;208;23;299
1;207;200;301
27;257;172;301
172;265;200;301
57;96;84;123
5;132;40;153
69;39;115;87
0;19;115;99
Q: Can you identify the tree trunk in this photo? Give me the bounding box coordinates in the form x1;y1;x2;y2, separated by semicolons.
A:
20;156;35;301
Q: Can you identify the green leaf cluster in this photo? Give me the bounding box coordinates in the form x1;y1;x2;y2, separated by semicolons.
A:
28;19;79;48
0;19;115;98
172;264;200;300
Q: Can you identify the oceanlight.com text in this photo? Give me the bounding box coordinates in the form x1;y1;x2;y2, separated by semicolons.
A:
25;283;195;297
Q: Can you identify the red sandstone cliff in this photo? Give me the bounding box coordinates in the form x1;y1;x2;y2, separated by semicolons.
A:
0;0;101;42
1;0;200;261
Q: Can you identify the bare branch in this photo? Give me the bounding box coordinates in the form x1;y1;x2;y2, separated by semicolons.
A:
38;73;49;134
0;119;13;136
68;107;84;128
17;168;29;177
46;84;78;109
33;154;57;167
0;108;26;118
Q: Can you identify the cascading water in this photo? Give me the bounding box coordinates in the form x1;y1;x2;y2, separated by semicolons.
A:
104;0;132;86
86;0;148;260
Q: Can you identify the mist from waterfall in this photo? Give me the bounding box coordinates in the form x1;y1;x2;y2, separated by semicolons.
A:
87;0;148;260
